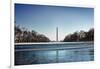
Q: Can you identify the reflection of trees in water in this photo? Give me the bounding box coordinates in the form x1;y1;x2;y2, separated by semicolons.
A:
15;51;26;65
74;49;94;55
89;49;94;61
15;51;39;65
74;49;94;61
15;51;56;65
89;49;94;55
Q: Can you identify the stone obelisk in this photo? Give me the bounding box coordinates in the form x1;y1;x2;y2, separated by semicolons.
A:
56;27;58;42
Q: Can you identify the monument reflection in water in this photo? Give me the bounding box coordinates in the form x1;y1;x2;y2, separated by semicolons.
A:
15;42;94;65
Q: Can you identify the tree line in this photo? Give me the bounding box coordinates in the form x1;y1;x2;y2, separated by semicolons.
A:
15;25;50;43
63;28;94;42
15;25;94;43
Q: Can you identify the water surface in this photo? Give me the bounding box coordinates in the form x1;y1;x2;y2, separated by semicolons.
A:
15;42;94;65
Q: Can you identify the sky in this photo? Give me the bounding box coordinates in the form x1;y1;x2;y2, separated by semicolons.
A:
15;3;94;41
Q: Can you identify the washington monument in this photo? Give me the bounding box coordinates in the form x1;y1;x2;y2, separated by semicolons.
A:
56;27;58;42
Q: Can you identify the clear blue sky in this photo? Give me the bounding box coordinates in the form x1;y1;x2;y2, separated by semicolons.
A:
15;4;94;41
